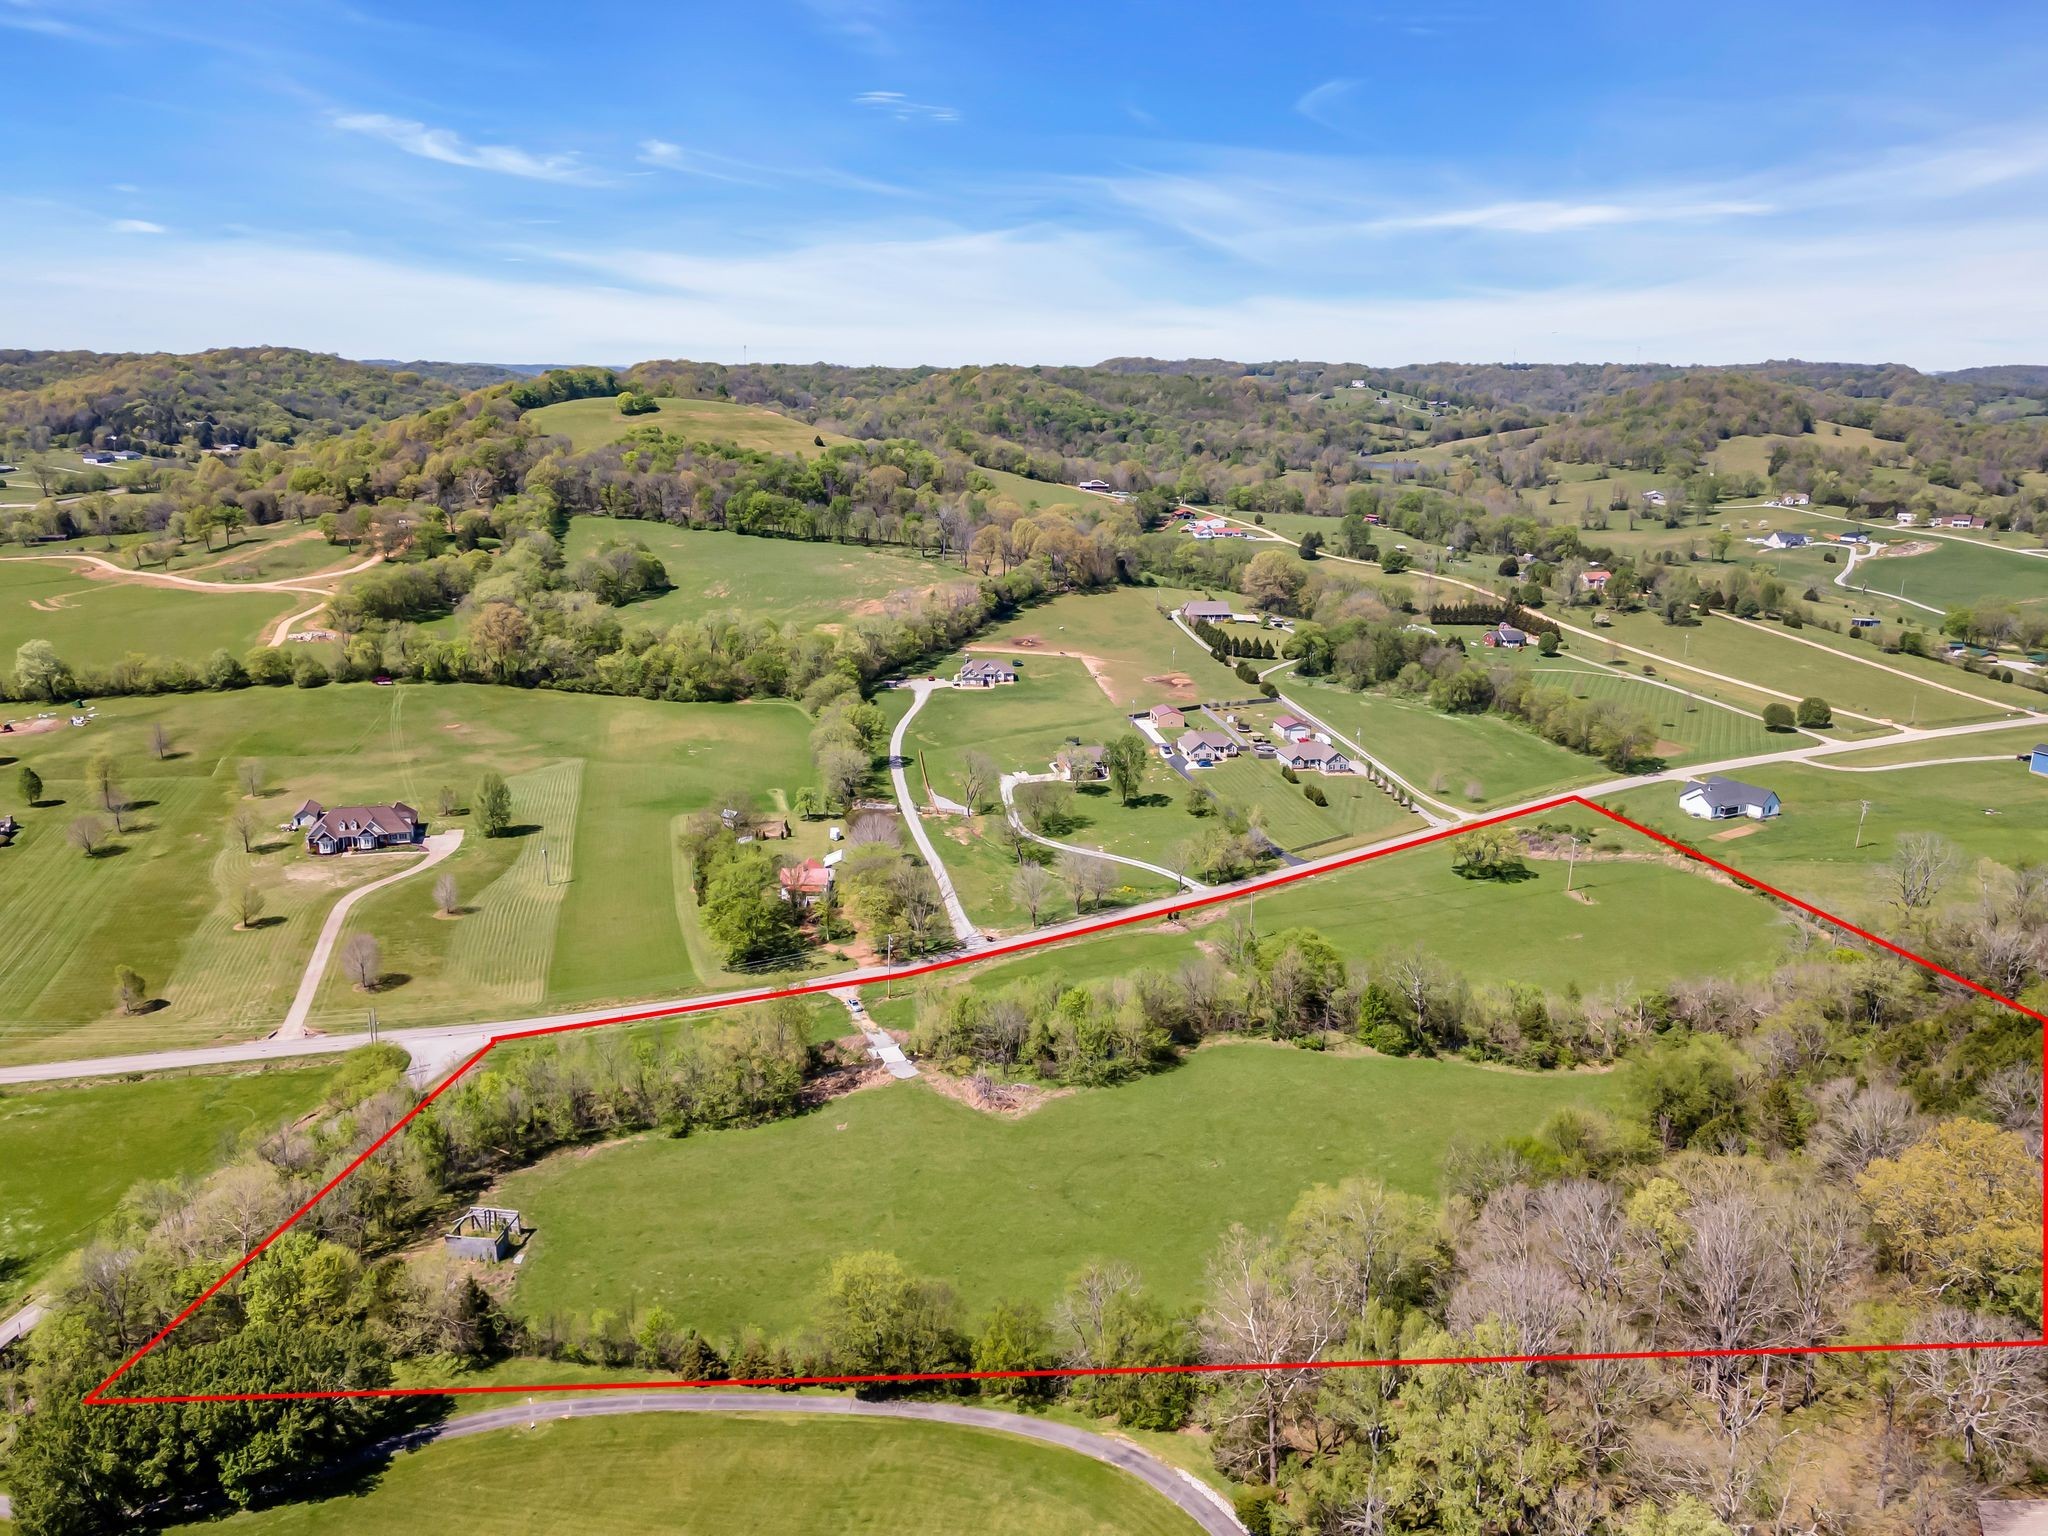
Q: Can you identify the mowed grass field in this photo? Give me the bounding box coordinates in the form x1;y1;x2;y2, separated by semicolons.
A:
1837;534;2048;616
969;586;1248;706
879;823;1795;1018
0;559;299;668
1290;679;1603;808
1592;609;2035;728
526;395;854;456
0;1062;333;1306
191;1414;1203;1536
1603;755;2048;921
502;1045;1623;1336
564;517;960;630
0;684;814;1063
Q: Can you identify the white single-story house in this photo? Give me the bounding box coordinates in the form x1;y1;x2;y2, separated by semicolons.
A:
1077;478;1113;494
1678;775;1781;821
1280;739;1353;775
1182;599;1236;623
955;658;1018;687
1759;531;1811;550
1777;492;1811;506
1177;729;1237;767
1896;511;1918;526
1642;490;1668;507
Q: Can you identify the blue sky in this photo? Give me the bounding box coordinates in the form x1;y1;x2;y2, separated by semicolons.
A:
3;0;2047;367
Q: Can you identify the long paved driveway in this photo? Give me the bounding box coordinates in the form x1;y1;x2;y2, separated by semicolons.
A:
277;831;464;1039
887;680;984;948
3;709;2037;1091
369;1394;1245;1535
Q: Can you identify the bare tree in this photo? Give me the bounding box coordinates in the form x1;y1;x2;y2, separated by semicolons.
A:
847;811;901;848
67;814;109;857
434;872;459;916
1809;1082;1921;1176
148;721;172;760
340;932;382;992
1009;861;1056;925
237;758;266;798
890;863;944;952
1890;832;1958;912
437;784;461;818
959;751;997;815
1199;1225;1344;1485
233;884;265;929
1057;849;1114;913
1900;1308;2048;1469
228;809;257;854
88;752;125;831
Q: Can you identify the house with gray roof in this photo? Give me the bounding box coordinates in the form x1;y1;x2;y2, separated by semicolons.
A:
1182;600;1236;623
295;800;427;854
1176;729;1237;766
955;658;1017;687
1678;775;1781;821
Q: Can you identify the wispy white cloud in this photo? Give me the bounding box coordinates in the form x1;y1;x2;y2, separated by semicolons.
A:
636;139;764;185
0;1;93;41
1366;197;1774;234
636;136;913;198
801;0;896;53
332;112;601;184
109;218;165;234
854;90;958;124
1294;78;1357;130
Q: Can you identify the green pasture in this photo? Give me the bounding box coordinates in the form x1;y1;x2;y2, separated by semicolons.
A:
970;586;1248;705
502;1045;1622;1337
191;1413;1202;1536
0;559;297;669
1601;756;2048;922
526;395;852;456
563;517;958;631
0;684;814;1063
0;1061;332;1306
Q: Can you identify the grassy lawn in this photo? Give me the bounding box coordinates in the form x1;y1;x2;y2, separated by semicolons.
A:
970;587;1248;706
502;1045;1622;1337
1836;534;2048;616
0;559;298;668
565;517;960;630
1191;753;1417;853
1592;609;2025;728
1290;678;1602;808
1815;722;2048;767
0;685;814;1063
906;656;1144;803
526;395;853;456
0;1062;333;1307
1464;640;1787;765
969;466;1105;514
1603;757;2048;922
190;1413;1203;1536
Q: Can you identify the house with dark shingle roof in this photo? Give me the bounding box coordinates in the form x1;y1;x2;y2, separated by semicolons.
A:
296;801;426;855
1176;729;1237;766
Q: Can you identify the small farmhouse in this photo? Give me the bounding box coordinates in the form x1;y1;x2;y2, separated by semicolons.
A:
1481;623;1530;649
1176;729;1237;766
1182;599;1235;623
1759;531;1810;550
1642;490;1668;507
1280;739;1353;774
955;658;1017;687
1053;744;1107;781
1076;478;1112;493
295;800;426;855
1678;775;1781;821
1271;714;1324;744
777;857;834;906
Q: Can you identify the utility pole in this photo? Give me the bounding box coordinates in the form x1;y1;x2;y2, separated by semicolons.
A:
884;933;895;999
541;845;551;886
1855;799;1871;850
1565;835;1581;894
367;1006;379;1045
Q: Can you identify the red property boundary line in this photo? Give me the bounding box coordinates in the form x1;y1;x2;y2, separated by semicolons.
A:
84;794;2048;1406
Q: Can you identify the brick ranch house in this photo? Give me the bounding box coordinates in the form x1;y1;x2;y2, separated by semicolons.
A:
292;800;427;855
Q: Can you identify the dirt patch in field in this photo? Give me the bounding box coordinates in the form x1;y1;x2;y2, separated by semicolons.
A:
1567;888;1597;905
965;642;1122;702
1143;671;1198;700
1710;822;1765;842
1;714;66;736
1868;540;1939;560
1651;738;1687;758
27;594;77;611
923;1069;1072;1118
800;1062;892;1105
702;581;731;598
